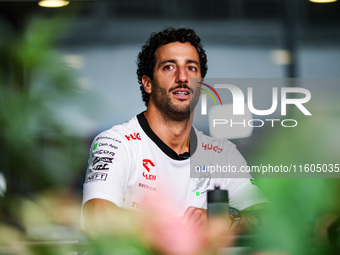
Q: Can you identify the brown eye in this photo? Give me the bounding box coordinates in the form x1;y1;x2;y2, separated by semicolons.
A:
164;65;174;70
188;66;197;71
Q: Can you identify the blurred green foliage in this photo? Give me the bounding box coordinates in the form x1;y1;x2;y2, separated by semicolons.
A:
248;112;340;254
0;13;87;230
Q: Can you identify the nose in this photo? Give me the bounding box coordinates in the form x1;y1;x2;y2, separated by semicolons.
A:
175;67;188;84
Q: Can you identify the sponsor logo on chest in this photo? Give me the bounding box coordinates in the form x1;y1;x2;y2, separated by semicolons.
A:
142;159;157;181
125;133;141;141
139;183;157;192
202;142;223;153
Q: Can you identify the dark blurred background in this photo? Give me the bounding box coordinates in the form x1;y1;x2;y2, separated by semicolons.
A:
2;0;339;133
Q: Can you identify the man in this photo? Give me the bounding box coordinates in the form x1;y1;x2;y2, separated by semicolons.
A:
82;27;266;235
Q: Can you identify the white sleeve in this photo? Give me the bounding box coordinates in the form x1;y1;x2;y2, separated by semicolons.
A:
82;131;130;207
221;143;267;210
227;178;267;210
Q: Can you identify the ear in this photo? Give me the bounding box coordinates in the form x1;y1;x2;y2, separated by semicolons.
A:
142;75;152;94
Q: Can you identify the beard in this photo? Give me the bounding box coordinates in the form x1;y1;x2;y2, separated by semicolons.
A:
150;82;200;122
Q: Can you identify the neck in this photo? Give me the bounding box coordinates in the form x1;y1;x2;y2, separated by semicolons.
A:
144;106;193;155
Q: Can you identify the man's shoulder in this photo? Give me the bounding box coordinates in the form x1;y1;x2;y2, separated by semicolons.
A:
93;115;141;144
194;127;237;151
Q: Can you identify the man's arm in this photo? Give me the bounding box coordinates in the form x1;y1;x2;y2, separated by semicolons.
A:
83;198;141;237
233;202;268;235
83;199;120;236
182;202;268;235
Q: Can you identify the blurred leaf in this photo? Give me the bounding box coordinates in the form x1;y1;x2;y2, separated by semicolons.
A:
0;12;88;240
248;112;340;254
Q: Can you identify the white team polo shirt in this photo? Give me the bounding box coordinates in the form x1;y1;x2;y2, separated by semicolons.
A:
83;112;266;215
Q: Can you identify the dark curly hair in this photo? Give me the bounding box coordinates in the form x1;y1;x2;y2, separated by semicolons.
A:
137;27;208;107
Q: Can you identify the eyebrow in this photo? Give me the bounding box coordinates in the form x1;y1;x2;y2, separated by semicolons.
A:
158;59;200;67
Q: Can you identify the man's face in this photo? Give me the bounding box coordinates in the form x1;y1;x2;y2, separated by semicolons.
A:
146;42;202;121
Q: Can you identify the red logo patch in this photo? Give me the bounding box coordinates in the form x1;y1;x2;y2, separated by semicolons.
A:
125;133;141;141
202;142;223;153
142;159;156;181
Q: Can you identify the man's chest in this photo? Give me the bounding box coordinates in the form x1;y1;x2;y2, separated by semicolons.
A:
121;145;212;214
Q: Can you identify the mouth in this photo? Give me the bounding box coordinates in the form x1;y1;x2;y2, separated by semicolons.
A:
172;88;191;100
